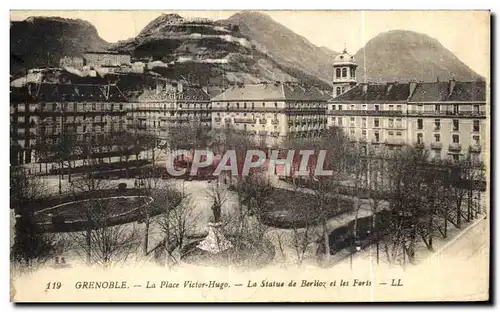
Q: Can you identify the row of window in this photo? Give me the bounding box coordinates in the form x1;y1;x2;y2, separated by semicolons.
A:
331;104;402;111
332;116;403;128
334;67;356;79
330;104;482;113
135;111;211;117
332;116;481;132
416;133;481;145
33;103;126;112
417;119;481;132
136;103;211;109
212;102;324;108
335;87;346;95
352;130;481;146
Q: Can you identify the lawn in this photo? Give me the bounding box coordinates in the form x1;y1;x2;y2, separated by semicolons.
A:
258;188;353;229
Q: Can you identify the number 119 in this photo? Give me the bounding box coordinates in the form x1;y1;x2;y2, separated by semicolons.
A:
46;282;62;290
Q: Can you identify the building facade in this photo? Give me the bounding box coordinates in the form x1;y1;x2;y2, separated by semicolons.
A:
10;82;132;173
59;56;84;69
83;51;132;68
327;80;487;162
210;82;330;147
128;82;211;139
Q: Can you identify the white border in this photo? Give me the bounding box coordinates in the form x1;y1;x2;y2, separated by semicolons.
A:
3;1;497;311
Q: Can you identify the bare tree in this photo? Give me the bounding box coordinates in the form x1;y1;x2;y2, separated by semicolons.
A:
376;147;424;265
270;231;288;265
156;182;199;267
136;162;181;256
109;131;136;177
71;199;143;267
33;128;53;174
66;153;143;267
166;122;212;152
286;127;351;265
10;167;68;269
290;205;315;267
52;132;80;184
232;171;273;248
363;149;391;264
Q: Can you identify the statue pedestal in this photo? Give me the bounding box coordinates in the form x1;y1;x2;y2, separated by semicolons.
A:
197;222;233;254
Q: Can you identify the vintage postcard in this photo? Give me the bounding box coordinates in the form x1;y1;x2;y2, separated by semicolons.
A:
9;10;490;302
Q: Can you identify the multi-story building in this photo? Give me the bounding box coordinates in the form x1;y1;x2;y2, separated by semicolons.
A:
128;82;211;139
327;80;487;162
210;82;330;147
83;51;131;67
59;56;84;69
10;81;132;173
406;80;487;162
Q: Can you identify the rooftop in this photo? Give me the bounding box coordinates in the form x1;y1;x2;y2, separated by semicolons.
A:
83;51;130;55
409;81;486;102
331;80;486;103
332;83;410;102
211;82;330;102
137;85;210;102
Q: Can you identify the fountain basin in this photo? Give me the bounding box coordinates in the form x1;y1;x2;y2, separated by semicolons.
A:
34;196;154;233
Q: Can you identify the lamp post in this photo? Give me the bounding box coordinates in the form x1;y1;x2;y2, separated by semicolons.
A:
355;240;362;252
350;234;362;270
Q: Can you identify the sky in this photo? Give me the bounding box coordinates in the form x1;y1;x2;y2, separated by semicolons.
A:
10;10;490;78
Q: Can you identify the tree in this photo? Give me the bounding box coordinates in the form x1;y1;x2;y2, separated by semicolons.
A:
111;131;133;176
68;171;143;267
72;199;143;267
68;158;142;267
136;164;182;256
374;146;444;265
52;132;78;184
155;182;198;267
70;136;108;194
10;167;67;269
205;179;230;223
285;127;351;265
290;221;314;267
231;170;273;249
361;148;392;264
166;122;212;152
34;123;53;174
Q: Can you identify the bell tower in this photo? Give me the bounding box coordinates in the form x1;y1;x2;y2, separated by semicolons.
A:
332;47;358;98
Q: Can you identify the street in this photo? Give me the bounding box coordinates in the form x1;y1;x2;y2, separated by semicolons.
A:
428;217;489;263
342;215;489;269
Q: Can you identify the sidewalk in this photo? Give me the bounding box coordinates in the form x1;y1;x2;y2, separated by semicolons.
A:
334;213;487;269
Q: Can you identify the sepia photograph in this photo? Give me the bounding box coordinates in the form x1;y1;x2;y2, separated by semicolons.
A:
9;9;490;302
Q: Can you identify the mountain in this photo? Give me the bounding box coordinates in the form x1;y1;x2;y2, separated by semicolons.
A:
224;12;338;83
11;14;483;88
10;16;110;76
111;13;330;88
354;30;483;83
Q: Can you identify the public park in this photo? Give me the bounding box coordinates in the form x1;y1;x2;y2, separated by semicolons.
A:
10;126;487;271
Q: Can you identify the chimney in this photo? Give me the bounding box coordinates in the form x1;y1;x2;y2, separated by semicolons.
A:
362;84;368;94
177;82;183;93
449;78;456;96
409;80;417;98
386;83;394;94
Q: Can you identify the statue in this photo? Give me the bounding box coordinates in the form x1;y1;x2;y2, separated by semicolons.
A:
196;201;232;254
211;203;221;224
